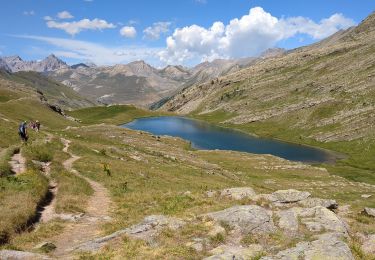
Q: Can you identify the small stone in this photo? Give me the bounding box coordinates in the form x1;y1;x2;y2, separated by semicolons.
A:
362;207;375;217
206;190;217;198
361;194;372;199
34;242;56;253
183;191;192;196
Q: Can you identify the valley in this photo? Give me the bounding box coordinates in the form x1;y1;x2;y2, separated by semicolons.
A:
0;6;374;260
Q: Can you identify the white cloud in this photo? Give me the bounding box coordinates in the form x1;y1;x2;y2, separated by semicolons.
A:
120;26;137;38
46;18;116;36
159;7;355;64
195;0;207;4
44;16;53;21
14;35;162;66
57;11;74;19
143;22;171;40
23;10;35;16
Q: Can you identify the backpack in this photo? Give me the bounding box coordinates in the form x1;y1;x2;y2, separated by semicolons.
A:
19;123;25;135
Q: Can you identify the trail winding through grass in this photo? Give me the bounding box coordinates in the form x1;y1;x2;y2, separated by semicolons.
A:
50;138;111;258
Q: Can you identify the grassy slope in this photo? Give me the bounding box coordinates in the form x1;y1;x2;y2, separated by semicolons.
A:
162;16;375;186
193;110;375;185
66;104;169;125
0;71;94;109
0;74;91;246
0;94;373;258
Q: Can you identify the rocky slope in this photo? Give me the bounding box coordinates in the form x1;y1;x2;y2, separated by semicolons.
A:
0;70;93;110
160;12;375;142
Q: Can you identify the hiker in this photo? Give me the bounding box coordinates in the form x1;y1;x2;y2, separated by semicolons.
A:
103;163;111;176
35;120;40;132
18;121;28;143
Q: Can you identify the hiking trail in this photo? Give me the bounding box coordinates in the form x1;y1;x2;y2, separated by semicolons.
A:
9;150;26;175
49;138;111;258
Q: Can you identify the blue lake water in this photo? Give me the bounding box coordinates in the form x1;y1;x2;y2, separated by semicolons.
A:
123;116;337;163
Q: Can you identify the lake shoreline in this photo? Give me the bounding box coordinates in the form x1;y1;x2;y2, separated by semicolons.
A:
122;116;344;165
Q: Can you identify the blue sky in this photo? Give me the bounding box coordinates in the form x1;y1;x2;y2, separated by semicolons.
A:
0;0;374;67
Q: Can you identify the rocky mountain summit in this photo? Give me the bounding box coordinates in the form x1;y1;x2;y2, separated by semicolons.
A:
46;49;285;106
2;54;68;73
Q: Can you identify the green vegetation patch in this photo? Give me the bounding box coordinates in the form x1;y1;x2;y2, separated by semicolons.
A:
67;105;167;125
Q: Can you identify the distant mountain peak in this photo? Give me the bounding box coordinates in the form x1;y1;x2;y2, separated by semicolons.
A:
1;54;68;73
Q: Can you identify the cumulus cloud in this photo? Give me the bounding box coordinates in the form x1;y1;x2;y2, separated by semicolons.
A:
46;18;116;36
120;26;137;38
57;11;74;19
159;7;355;64
143;22;171;40
14;35;162;65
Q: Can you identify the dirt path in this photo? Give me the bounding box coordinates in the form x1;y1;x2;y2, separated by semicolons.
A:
50;139;111;258
9;151;26;175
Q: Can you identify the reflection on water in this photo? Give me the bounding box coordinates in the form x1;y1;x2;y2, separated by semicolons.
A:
123;116;336;163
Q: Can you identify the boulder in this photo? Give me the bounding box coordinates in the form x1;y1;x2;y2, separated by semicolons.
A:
298;197;338;210
220;187;256;200
205;244;263;260
261;233;354;260
362;207;375;217
297;206;348;235
362;234;375;254
269;189;311;203
276;209;299;233
204;205;276;234
0;250;50;259
75;215;185;252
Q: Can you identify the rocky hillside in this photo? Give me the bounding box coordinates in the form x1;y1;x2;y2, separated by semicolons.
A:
0;70;93;110
161;12;375;143
2;54;68;73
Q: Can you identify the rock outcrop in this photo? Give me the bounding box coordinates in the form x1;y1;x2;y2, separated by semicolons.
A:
261;233;354;260
362;207;375;217
75;215;185;252
204;205;276;234
205;244;263;260
220;187;256;200
0;249;50;259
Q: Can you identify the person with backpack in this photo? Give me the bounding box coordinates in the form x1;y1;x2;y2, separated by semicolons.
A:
18;121;28;143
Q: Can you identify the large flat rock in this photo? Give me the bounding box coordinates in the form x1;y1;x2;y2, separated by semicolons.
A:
204;205;276;234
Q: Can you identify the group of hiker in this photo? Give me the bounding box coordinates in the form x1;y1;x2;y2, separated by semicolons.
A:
18;120;41;143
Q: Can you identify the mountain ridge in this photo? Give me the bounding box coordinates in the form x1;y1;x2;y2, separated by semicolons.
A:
159;11;375;143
